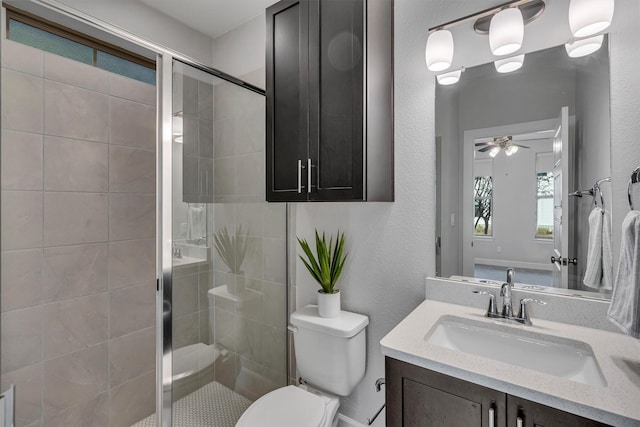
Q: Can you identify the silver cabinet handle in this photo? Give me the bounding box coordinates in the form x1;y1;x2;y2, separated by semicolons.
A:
297;160;303;193
517;416;523;427
488;407;495;427
307;158;312;193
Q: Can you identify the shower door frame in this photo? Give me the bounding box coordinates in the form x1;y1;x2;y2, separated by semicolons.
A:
4;2;268;426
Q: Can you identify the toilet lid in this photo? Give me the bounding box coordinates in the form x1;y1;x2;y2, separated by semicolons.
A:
235;385;326;427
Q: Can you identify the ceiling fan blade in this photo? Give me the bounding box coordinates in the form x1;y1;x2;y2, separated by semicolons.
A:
478;146;495;153
475;142;495;147
513;144;530;148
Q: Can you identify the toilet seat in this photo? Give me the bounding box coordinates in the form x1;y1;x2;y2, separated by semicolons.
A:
235;385;328;427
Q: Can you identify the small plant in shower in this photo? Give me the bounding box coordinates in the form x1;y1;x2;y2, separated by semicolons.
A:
298;230;348;318
214;226;248;273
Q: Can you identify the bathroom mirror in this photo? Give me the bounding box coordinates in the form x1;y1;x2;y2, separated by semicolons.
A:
435;4;616;298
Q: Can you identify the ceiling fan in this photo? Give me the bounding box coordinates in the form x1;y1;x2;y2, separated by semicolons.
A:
475;135;529;157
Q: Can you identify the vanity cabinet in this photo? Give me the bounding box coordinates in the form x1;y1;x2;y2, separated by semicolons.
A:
386;358;610;427
265;0;393;202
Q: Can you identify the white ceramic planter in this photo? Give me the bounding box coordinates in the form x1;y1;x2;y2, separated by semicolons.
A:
317;290;341;318
228;272;245;295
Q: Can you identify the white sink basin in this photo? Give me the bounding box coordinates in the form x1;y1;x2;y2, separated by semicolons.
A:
425;315;607;387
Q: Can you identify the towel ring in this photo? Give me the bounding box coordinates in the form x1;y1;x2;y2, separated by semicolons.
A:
628;166;640;210
592;177;610;210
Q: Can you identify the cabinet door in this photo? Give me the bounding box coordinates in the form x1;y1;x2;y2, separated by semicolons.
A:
308;0;364;201
266;0;309;201
507;395;611;427
386;358;506;427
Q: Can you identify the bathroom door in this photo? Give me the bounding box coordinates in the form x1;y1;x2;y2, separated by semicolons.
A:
552;107;570;288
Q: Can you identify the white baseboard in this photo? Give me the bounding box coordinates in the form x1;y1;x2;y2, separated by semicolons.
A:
475;258;553;272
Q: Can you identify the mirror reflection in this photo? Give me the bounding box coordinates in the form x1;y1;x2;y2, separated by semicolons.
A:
436;39;612;296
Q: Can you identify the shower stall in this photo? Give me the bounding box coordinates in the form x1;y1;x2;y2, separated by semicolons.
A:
0;2;288;426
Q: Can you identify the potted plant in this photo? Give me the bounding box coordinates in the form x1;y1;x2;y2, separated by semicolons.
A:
214;226;248;294
298;230;347;318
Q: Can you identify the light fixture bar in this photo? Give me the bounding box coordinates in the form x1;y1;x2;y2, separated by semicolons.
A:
427;0;541;33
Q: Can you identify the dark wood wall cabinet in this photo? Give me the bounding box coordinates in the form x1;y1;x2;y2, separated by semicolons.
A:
266;0;393;202
386;358;610;427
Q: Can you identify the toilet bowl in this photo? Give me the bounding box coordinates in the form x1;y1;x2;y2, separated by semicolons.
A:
235;384;339;427
235;305;369;427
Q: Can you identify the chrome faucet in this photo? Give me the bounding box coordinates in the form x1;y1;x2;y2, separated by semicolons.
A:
500;268;515;317
172;242;182;259
473;267;547;325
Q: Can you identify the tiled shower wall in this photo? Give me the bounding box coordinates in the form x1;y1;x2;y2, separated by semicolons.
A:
201;69;288;401
0;40;156;426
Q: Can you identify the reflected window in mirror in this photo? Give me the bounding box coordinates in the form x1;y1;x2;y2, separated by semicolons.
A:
536;157;554;240
474;175;493;237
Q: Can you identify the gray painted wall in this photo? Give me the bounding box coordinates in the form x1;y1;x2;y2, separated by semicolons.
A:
55;0;214;65
298;1;640;424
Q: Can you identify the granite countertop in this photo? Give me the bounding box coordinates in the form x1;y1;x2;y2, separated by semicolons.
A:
380;299;640;426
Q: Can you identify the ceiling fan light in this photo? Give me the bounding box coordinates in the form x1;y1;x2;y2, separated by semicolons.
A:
436;68;462;85
489;8;524;56
426;29;454;71
505;145;519;156
569;0;614;38
489;147;501;158
494;54;525;73
565;35;604;58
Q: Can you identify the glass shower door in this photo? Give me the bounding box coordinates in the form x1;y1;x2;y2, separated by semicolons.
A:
165;59;287;425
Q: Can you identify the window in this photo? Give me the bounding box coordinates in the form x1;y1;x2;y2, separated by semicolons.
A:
474;176;493;236
536;172;554;238
6;8;155;85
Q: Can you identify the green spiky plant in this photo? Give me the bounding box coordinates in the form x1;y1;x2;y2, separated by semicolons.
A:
297;230;347;294
213;226;248;274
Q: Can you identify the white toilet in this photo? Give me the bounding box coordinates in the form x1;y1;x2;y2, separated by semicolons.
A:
235;305;369;427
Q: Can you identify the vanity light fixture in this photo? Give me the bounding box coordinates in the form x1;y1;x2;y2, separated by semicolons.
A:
425;29;454;71
436;68;463;85
425;1;544;72
569;0;615;38
565;34;604;58
489;7;524;56
494;54;525;73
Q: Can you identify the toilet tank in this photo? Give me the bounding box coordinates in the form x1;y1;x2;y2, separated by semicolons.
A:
290;305;369;396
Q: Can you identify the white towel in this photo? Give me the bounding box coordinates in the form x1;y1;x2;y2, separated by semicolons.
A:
602;209;613;290
607;210;640;338
583;207;613;290
187;206;206;241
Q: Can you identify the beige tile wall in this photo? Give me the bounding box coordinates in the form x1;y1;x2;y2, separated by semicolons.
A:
0;40;156;427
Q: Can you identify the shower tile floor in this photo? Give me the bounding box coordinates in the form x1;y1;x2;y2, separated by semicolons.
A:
133;382;252;427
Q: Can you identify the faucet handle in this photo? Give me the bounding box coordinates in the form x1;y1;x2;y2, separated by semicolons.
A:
517;298;547;325
472;290;498;316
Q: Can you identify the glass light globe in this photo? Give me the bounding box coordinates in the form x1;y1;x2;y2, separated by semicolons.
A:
490;8;524;56
426;30;454;71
